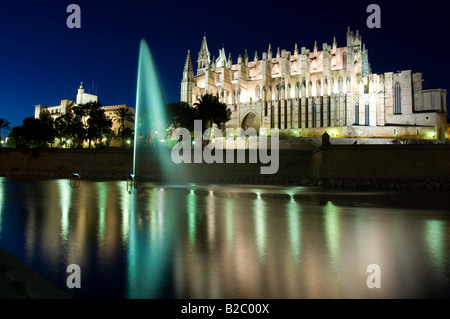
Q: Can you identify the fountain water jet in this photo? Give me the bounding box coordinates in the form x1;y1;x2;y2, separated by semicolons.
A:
133;39;191;184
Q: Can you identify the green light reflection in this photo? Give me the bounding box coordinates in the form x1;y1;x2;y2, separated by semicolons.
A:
225;198;234;251
120;183;130;247
425;220;446;276
148;189;161;244
127;186;175;299
324;201;341;267
254;193;266;263
187;189;197;245
96;183;107;245
287;200;301;264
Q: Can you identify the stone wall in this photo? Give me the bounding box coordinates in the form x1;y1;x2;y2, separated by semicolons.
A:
311;144;450;181
0;149;133;179
0;148;312;183
1;145;450;186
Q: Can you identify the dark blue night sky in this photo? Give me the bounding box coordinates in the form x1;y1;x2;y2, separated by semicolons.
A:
1;0;449;130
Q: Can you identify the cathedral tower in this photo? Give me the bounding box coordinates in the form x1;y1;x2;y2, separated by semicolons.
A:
197;36;211;76
181;50;194;105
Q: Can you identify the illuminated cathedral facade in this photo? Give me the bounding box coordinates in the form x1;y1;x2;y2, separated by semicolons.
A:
181;28;447;139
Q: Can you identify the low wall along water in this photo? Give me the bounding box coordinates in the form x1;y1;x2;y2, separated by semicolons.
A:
1;144;450;188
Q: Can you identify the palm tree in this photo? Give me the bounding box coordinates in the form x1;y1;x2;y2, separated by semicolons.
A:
114;108;135;148
0;118;11;142
194;94;231;131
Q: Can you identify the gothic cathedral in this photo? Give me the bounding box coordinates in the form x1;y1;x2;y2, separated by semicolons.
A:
181;28;447;139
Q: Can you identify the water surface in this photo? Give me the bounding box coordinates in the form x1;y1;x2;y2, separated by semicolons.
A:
0;177;449;299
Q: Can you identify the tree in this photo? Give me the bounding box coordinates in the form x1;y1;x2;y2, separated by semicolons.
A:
194;94;232;145
194;94;231;132
71;101;112;148
122;127;134;143
0;118;11;141
71;105;89;147
85;104;112;148
9;117;46;148
55;113;72;146
166;101;197;132
55;111;83;148
39;110;56;147
113;107;135;148
7;126;26;148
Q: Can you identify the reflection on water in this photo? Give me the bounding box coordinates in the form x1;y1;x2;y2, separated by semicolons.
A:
254;195;266;263
425;220;447;285
324;202;340;268
287;199;301;265
0;178;449;299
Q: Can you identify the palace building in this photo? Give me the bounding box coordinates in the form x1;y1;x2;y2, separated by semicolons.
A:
181;28;447;139
34;83;134;146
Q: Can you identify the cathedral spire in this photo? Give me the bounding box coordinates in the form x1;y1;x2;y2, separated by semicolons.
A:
200;36;209;55
197;35;211;75
244;49;248;66
294;43;298;55
268;44;272;59
276;47;280;58
211;55;216;71
181;50;194;104
254;50;258;62
184;50;193;72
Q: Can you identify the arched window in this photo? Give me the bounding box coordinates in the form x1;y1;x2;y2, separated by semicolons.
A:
365;103;369;126
394;82;401;114
327;99;331;127
312;102;317;128
342;52;347;69
320;104;323;127
355;101;359;125
255;85;261;101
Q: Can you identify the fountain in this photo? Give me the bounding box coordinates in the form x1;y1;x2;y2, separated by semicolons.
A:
126;39;187;298
132;39;190;185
